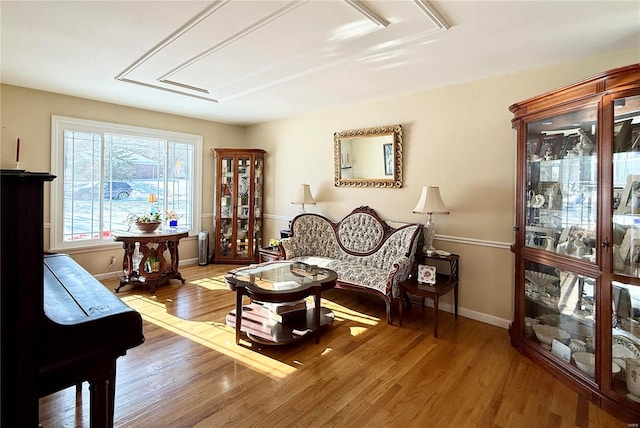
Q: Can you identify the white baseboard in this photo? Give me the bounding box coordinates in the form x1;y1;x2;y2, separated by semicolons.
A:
407;298;511;330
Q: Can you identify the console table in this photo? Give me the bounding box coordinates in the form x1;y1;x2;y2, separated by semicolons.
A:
113;228;189;293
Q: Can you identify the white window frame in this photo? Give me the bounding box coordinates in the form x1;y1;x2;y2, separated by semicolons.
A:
50;115;202;251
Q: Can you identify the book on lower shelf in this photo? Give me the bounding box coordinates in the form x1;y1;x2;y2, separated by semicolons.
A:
226;307;279;341
261;300;309;323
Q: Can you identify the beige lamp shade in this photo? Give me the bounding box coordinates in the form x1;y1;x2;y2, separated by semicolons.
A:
413;186;449;252
148;193;158;203
412;186;449;214
291;184;316;212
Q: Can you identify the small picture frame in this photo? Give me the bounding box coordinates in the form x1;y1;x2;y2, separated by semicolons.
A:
616;174;640;215
383;143;393;176
541;134;563;159
527;137;542;159
614;119;633;152
560;134;580;157
613;187;624;210
417;264;436;285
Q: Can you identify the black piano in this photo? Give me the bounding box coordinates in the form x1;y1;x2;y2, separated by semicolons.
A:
1;170;144;427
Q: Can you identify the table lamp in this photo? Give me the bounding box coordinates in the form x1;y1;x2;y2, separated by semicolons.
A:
148;193;158;215
412;186;449;253
291;184;316;213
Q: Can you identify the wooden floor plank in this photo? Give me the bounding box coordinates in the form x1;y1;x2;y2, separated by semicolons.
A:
38;263;627;427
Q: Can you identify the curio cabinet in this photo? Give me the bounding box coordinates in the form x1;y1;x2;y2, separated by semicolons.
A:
510;64;640;421
211;148;265;264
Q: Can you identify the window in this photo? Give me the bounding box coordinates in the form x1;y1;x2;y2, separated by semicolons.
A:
51;116;202;251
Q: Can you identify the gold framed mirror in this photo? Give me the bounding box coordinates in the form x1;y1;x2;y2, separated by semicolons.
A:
334;124;403;188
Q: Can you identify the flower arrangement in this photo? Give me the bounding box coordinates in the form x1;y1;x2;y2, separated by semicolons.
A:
165;210;180;220
165;210;180;227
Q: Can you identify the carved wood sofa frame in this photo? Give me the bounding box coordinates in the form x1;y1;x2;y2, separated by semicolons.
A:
280;206;421;324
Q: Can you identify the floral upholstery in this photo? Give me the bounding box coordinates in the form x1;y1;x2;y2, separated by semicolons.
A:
337;212;384;252
280;207;421;324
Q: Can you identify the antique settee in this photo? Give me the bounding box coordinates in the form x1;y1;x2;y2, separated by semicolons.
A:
279;206;422;324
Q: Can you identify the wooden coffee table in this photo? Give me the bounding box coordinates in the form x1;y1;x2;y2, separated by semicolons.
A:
225;261;338;345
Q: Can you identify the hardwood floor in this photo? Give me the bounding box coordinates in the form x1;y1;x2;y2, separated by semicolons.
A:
39;263;626;427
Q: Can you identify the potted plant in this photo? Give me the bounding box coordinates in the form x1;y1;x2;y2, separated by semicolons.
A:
145;251;161;272
127;212;162;233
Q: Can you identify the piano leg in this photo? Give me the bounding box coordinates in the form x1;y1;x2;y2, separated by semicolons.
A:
88;359;117;428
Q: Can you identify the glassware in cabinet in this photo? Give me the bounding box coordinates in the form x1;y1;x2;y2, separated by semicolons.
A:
524;259;596;378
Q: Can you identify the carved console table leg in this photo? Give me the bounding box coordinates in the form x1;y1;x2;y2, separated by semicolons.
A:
167;240;186;283
115;242;136;293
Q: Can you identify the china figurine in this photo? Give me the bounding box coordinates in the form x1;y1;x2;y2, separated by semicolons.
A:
626;357;640;402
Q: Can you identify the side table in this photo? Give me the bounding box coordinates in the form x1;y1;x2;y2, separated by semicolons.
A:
399;252;459;338
258;246;283;263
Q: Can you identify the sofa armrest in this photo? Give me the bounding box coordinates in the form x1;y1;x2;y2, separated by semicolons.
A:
280;237;300;259
386;255;414;299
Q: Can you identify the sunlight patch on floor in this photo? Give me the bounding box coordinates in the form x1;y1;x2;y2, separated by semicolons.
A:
121;295;296;379
321;299;380;325
191;276;229;291
349;326;368;336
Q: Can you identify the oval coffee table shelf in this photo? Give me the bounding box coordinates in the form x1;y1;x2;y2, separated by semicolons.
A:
226;303;334;345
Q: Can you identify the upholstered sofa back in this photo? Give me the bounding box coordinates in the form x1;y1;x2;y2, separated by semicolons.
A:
287;207;420;272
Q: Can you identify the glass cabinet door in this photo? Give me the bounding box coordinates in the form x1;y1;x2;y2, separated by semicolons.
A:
524;259;596;377
610;94;640;401
254;157;264;250
218;156;234;258
612;94;640;277
525;104;599;260
236;156;251;259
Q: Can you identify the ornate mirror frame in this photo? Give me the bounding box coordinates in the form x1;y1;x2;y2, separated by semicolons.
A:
334;124;403;188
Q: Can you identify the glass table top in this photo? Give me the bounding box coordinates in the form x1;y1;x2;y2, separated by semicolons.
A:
228;261;334;293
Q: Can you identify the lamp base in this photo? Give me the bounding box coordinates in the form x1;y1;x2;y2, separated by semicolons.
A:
423;215;436;254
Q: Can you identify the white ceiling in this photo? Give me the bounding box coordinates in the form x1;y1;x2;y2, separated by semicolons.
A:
1;1;639;125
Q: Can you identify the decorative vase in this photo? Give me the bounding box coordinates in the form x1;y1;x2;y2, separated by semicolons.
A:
169;219;178;227
545;237;555;252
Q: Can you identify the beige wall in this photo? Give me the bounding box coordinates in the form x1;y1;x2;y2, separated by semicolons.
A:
247;49;639;326
1;49;637;327
0;85;246;274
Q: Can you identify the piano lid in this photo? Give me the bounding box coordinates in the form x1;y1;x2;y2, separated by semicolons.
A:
41;254;144;368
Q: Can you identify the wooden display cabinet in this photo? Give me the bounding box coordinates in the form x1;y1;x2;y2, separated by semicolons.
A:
509;63;640;422
211;148;265;264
